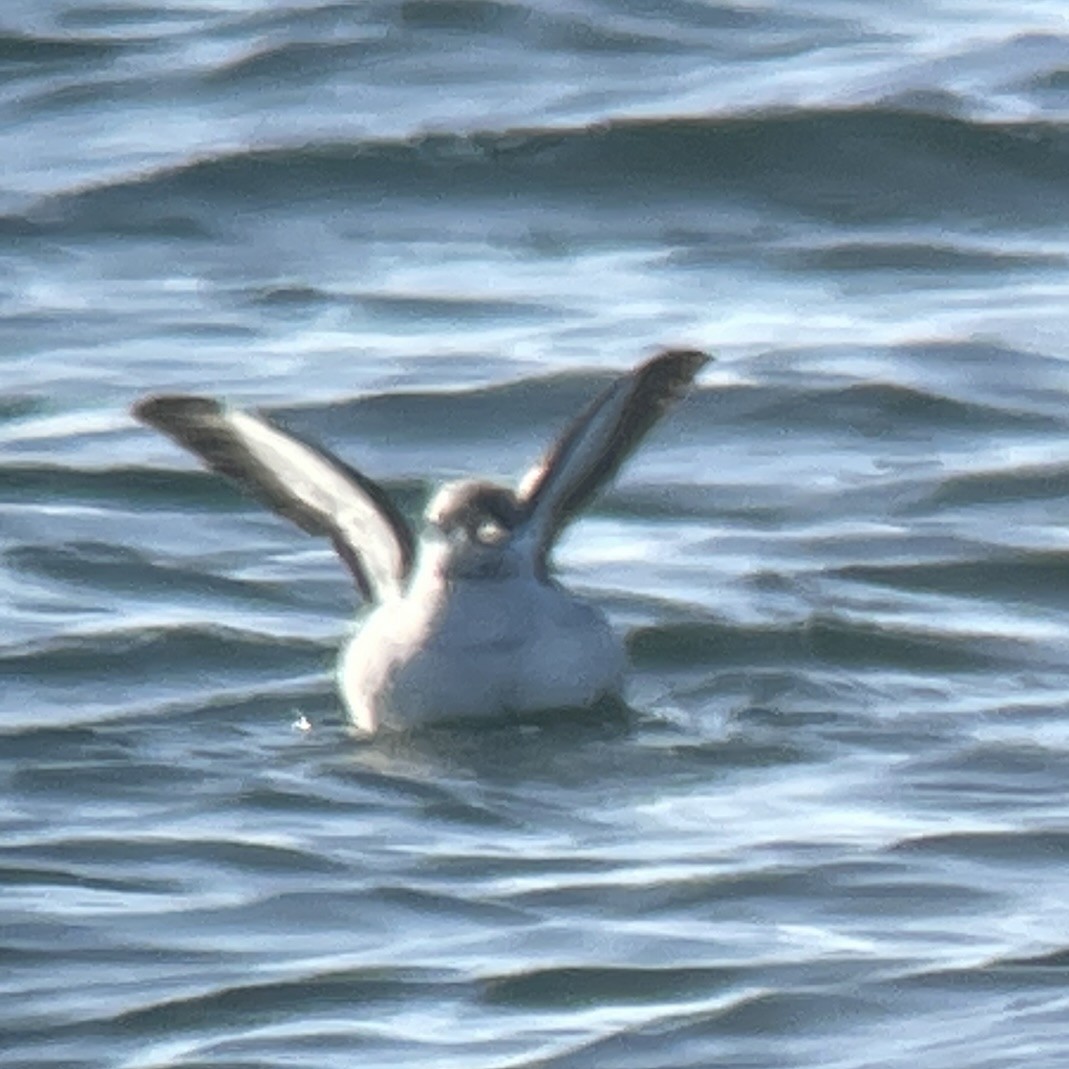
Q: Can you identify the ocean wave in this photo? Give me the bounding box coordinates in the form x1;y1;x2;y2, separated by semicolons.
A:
0;29;126;66
0;623;330;682
890;828;1069;864
15;108;1069;237
628;614;1002;672
783;240;1065;274
0;395;44;423
0;462;253;509
100;962;454;1037
744;380;1055;435
5;539;300;607
833;550;1069;608
482;962;738;1007
275;369;1055;458
927;462;1069;509
217;0;778;68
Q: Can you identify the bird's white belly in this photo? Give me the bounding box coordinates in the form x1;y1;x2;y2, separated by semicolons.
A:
339;576;625;732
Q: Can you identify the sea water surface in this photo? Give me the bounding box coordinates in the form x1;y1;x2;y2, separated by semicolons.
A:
5;2;1069;1067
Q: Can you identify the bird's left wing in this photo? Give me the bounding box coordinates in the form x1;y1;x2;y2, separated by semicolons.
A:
515;349;709;575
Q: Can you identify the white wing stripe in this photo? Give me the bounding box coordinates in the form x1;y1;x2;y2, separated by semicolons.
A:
134;397;413;602
518;349;709;573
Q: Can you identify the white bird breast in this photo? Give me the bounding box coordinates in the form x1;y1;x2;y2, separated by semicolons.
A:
338;551;626;733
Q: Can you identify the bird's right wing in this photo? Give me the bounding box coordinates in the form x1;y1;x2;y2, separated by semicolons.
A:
133;395;415;603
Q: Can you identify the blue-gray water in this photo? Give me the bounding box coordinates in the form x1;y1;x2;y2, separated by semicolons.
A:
5;2;1069;1066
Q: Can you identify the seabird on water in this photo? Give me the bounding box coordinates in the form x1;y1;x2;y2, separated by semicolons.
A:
133;348;708;733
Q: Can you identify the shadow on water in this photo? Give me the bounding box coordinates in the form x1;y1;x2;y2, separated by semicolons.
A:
330;695;639;786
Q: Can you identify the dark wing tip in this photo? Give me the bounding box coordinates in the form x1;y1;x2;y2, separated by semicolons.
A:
132;394;223;430
636;348;712;396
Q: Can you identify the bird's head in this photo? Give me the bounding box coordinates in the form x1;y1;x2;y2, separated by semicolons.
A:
424;479;525;578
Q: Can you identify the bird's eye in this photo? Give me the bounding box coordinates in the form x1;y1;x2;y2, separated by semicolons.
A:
475;519;509;545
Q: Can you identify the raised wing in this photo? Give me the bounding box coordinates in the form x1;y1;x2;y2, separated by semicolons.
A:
517;349;709;573
133;396;414;602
